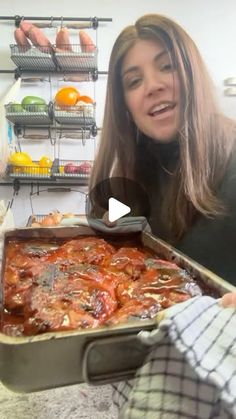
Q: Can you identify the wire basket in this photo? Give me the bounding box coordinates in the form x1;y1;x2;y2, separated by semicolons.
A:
52;158;92;181
54;103;95;126
55;44;98;71
58;127;93;141
5;103;51;125
10;44;56;71
63;73;96;82
10;44;98;72
8;161;52;180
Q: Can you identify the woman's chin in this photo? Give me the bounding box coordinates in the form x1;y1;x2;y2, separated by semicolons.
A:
151;134;178;144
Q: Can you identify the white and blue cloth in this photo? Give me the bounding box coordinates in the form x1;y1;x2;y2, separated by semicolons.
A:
112;296;236;418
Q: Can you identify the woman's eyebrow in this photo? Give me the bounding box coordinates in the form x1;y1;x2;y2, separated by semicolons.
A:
122;49;168;78
122;66;140;79
154;49;168;62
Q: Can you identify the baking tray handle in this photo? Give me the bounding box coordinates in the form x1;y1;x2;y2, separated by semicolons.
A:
82;333;150;385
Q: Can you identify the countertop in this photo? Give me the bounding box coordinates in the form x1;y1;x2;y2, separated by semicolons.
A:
0;381;118;419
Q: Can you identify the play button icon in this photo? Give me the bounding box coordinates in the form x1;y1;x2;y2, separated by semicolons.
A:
86;176;151;232
108;197;131;222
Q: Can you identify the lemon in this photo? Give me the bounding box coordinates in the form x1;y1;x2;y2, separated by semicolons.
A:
38;167;51;176
23;164;40;175
9;152;32;166
39;156;53;168
23;164;51;176
12;166;23;174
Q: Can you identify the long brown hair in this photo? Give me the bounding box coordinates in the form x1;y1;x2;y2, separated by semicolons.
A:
90;14;236;240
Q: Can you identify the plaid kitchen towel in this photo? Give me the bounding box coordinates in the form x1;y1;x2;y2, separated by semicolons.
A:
112;296;236;418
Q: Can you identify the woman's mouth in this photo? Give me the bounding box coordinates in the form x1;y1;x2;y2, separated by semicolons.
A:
148;102;175;117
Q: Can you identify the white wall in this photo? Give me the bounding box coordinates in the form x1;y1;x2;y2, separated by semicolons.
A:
1;0;236;226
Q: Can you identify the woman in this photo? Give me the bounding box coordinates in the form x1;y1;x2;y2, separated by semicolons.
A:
89;14;236;418
90;14;236;285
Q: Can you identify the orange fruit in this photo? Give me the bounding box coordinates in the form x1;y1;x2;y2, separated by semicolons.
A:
78;95;94;104
55;87;79;107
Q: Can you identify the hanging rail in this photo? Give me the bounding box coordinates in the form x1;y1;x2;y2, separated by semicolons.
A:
0;69;108;79
0;16;112;29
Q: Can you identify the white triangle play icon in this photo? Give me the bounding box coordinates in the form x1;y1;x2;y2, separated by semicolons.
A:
108;197;131;222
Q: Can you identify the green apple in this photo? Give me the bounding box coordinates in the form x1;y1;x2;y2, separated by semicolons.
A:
21;96;47;112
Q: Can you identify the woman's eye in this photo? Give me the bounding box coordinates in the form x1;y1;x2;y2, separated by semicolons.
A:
125;78;141;90
160;63;173;72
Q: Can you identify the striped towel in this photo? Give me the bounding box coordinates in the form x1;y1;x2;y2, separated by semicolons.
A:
112;296;236;418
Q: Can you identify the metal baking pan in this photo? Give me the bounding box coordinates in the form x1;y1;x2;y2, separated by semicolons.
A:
0;226;235;393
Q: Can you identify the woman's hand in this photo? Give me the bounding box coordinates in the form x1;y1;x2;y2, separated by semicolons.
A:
102;211;117;227
220;292;236;308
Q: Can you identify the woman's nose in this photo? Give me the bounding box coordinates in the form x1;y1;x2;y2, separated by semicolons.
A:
145;71;165;96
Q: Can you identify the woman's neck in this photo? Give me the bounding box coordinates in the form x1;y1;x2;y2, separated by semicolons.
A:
145;136;180;173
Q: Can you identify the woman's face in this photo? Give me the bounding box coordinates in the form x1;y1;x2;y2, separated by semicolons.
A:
121;39;181;143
